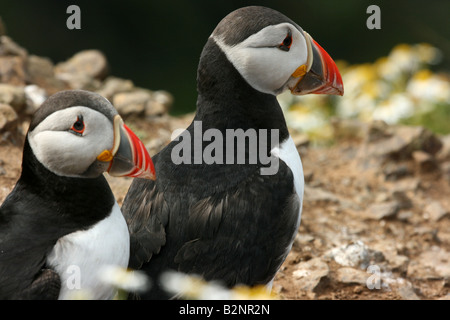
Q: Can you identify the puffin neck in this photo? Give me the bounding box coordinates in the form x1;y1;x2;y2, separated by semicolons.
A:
195;38;289;140
20;139;114;229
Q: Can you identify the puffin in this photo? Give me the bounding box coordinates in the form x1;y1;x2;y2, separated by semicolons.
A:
0;90;155;300
122;6;343;299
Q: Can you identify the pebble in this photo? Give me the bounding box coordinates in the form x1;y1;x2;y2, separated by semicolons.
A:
113;89;152;117
292;258;329;295
24;84;47;114
25;55;67;94
335;267;368;285
324;241;384;269
0;103;18;132
55;49;108;80
364;201;399;220
407;247;450;281
424;201;449;222
412;150;438;173
96;76;134;101
0;83;25;112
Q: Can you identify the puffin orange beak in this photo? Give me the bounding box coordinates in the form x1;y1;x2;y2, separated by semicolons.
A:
97;116;156;180
290;32;344;96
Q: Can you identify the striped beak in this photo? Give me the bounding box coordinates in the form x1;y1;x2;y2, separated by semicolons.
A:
290;31;344;96
97;115;155;180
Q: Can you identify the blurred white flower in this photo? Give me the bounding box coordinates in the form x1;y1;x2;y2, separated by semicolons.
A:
407;69;450;104
99;265;151;294
282;42;450;139
160;271;277;300
372;93;415;124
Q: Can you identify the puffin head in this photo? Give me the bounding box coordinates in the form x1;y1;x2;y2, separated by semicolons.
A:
27;90;155;180
210;6;344;96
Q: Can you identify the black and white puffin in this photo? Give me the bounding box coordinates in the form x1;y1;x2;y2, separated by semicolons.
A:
122;6;343;299
0;90;155;300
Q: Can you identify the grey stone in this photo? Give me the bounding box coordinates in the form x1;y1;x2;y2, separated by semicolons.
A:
113;89;152;117
364;201;399;220
335;267;368;285
25;55;66;94
292;258;329;294
397;283;421;300
437;134;450;161
0;35;27;57
145;90;173;117
96;76;134;101
407;247;450;280
412;150;438;173
55;49;108;80
325;241;384;269
0;84;25;112
304;186;340;204
24;85;47;114
0;55;26;86
424;201;449;222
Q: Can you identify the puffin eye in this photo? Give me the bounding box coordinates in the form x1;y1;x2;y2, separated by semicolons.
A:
278;30;293;52
70;115;85;136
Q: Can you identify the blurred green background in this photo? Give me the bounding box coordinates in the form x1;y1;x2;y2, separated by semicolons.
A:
0;0;449;116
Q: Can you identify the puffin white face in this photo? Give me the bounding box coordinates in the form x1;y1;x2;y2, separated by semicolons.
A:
213;23;310;95
28;106;114;178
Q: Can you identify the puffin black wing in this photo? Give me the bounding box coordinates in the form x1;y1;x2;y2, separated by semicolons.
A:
174;161;300;286
122;140;300;299
0;180;61;299
19;269;61;300
122;153;169;270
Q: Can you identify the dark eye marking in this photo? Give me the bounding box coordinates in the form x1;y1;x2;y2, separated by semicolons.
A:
278;30;293;52
70;115;85;136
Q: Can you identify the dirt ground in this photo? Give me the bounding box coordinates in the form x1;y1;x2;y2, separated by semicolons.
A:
1;114;449;300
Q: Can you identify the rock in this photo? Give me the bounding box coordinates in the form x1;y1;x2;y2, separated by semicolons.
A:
383;251;410;273
325;241;384;269
304;186;340;204
392;191;412;209
0;35;27;57
145;90;173;117
96;76;134;101
407;247;450;281
331;118;367;141
424;201;449;222
113;89;152;117
363;126;442;161
383;162;413;181
292;258;329;295
0;84;25;112
365;120;392;142
55;49;108;80
437;134;450;161
412;150;438;173
25;55;67;94
0;103;18;132
292;133;310;149
442;161;450;183
0;55;26;86
391;126;442;157
335;267;368;285
397;282;421;300
24;85;47;114
364;201;399;220
325;241;385;269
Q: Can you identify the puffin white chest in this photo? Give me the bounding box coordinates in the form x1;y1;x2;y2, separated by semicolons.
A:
46;202;130;300
271;135;304;227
